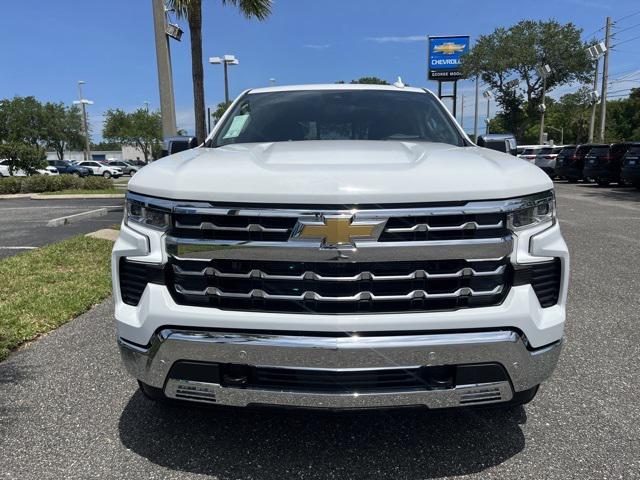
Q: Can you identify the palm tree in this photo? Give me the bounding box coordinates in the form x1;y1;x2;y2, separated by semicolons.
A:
168;0;272;143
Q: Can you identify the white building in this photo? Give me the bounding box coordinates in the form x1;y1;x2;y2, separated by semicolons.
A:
46;146;147;162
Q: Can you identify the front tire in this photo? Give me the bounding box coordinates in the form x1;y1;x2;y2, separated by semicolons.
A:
103;171;112;179
597;179;610;187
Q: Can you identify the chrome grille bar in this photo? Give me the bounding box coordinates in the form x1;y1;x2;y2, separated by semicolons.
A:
174;220;289;233
385;220;504;233
172;264;506;282
174;284;504;302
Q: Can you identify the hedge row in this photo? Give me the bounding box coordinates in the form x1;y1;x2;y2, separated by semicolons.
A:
0;175;114;194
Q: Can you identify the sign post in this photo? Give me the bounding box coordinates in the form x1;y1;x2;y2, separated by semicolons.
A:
428;35;470;118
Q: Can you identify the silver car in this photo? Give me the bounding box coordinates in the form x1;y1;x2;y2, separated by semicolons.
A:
535;146;564;176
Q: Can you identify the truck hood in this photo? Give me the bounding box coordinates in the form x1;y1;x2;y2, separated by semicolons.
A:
129;141;552;204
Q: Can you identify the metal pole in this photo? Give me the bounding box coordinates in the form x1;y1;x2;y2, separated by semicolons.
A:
224;61;230;104
599;16;612;142
452;81;458;119
561;127;564;145
485;97;490;135
77;82;91;162
460;92;464;130
539;74;547;145
473;75;479;142
152;0;177;138
588;58;600;143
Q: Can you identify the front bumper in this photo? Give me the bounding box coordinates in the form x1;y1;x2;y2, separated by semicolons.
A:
119;329;562;409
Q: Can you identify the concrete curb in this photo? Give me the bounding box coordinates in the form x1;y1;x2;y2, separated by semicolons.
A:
47;206;122;227
0;193;33;200
85;229;120;242
31;193;125;200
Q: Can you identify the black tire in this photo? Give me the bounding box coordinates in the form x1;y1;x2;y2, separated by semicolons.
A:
567;178;579;183
506;385;539;407
103;171;112;179
597;179;610;187
130;169;138;176
138;380;169;402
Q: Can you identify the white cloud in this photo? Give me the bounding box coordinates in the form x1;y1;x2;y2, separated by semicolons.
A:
303;44;331;50
366;35;426;43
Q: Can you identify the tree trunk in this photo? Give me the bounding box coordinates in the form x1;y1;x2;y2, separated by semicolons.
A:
188;1;206;144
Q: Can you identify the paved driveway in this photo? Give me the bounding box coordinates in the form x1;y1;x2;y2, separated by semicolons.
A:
0;197;124;259
0;182;639;479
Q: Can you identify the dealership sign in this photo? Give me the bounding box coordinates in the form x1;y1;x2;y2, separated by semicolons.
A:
428;35;470;80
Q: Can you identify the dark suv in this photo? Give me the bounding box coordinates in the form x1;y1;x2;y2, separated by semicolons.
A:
554;144;596;183
620;143;640;189
583;143;635;186
47;160;92;177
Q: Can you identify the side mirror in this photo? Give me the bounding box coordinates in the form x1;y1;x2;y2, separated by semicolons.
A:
162;136;199;157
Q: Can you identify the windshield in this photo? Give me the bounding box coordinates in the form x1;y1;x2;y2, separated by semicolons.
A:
211;90;465;148
588;147;610;156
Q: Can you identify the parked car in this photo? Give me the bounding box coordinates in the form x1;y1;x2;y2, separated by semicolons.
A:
477;133;517;155
127;159;148;167
583;142;637;186
115;83;569;410
554;144;595;182
77;161;122;178
534;146;565;177
47;160;92;177
108;160;139;176
519;146;545;163
620;143;640;189
0;159;58;177
516;144;545;158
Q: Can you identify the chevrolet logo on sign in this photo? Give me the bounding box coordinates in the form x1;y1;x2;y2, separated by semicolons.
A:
291;215;386;247
433;42;466;55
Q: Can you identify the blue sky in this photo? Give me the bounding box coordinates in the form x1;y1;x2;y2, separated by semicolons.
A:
1;0;639;138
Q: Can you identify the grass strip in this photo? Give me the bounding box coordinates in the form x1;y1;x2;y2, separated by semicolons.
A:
0;236;113;361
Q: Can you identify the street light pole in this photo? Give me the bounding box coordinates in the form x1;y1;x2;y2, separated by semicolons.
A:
209;55;239;105
482;89;492;135
152;0;178;138
536;64;551;145
76;81;92;162
473;75;479;142
588;59;600;143
548;126;564;145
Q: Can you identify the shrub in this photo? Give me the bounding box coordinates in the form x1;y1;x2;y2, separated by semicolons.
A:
83;176;113;190
0;174;114;193
0;177;23;194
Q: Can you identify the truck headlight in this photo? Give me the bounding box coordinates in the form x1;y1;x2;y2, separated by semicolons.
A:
508;192;556;231
125;198;171;231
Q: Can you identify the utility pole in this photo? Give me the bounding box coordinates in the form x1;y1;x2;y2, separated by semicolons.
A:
152;0;177;138
599;16;612;142
473;75;479;142
536;64;551;145
588;59;600;143
75;81;92;162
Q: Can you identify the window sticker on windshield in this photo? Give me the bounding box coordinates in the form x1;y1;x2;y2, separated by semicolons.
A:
223;114;249;139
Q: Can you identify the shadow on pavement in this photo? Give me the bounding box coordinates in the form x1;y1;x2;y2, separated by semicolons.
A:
119;391;526;479
556;180;640;203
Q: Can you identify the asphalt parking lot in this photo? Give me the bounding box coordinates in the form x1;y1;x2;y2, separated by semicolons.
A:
0;197;124;259
0;182;639;479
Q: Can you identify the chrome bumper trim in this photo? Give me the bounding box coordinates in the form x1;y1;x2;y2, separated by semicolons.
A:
163;378;514;409
166;235;514;262
118;329;563;409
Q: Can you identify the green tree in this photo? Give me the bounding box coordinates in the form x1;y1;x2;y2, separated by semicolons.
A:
168;0;273;144
462;20;593;139
42;103;84;160
91;141;123;151
102;108;163;162
0;96;45;147
0;142;46;175
350;77;390;85
605;88;640;141
212;101;232;122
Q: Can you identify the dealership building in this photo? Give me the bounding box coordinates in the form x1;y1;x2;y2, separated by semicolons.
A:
45;146;146;163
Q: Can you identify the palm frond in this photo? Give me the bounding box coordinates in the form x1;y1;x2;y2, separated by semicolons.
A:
167;0;196;19
221;0;273;20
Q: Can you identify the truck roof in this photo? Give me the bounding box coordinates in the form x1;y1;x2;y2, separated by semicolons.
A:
248;83;428;94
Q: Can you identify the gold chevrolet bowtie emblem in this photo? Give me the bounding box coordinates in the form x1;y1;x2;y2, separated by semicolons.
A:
433;42;465;55
292;215;385;247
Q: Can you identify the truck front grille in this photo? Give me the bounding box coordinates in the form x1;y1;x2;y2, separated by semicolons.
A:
168;258;510;313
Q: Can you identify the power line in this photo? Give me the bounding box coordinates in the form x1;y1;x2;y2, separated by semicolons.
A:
612;21;640;35
612;33;640;48
614;9;640;24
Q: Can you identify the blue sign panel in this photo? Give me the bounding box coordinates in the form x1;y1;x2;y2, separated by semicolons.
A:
428;35;470;80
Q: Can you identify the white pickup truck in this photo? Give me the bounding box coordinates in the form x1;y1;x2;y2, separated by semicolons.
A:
113;84;569;410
